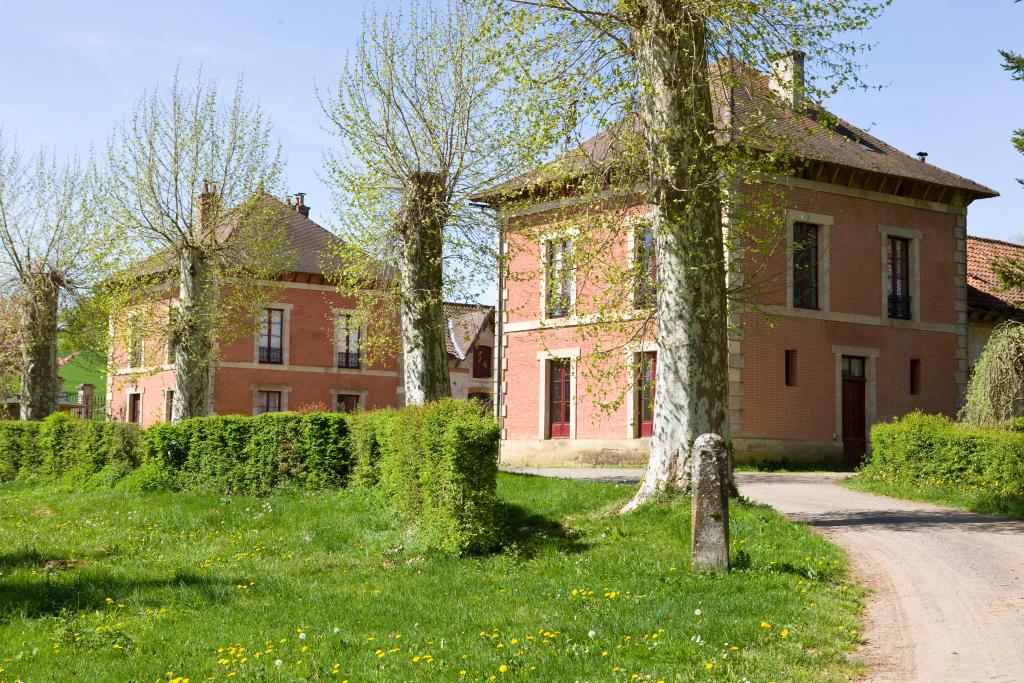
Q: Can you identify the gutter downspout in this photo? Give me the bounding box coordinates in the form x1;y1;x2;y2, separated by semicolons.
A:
495;213;504;428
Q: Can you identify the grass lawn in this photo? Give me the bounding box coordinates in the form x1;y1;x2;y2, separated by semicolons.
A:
57;351;106;399
844;475;1024;521
0;474;863;682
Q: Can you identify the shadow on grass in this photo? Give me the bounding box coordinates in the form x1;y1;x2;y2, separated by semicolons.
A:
735;461;857;474
0;549;48;572
0;571;226;621
494;501;589;558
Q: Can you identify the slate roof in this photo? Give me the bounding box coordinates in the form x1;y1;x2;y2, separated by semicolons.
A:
479;60;997;204
967;235;1024;316
277;203;344;275
444;302;494;360
128;195;344;280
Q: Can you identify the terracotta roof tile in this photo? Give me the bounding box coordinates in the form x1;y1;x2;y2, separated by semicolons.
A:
967;235;1024;314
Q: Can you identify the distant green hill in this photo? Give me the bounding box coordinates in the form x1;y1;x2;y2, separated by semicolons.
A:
59;351;106;400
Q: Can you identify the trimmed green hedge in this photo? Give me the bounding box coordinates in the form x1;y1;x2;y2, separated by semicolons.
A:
0;421;40;481
865;412;1024;496
0;400;501;554
0;414;140;488
129;412;351;495
348;399;501;554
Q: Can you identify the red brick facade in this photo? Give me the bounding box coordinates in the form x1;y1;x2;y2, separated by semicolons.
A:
108;282;403;426
498;182;983;466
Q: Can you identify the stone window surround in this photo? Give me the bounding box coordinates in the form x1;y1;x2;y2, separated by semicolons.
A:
253;303;293;365
785;209;833;314
831;345;878;453
878;225;922;323
622;341;657;438
329;388;368;412
539;230;579;323
250;383;292;415
536;348;580;440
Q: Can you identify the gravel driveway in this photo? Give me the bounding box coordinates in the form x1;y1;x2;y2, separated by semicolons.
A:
506;468;1024;682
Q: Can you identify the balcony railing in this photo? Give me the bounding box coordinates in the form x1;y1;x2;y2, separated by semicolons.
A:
338;351;361;369
888;294;912;320
259;346;283;364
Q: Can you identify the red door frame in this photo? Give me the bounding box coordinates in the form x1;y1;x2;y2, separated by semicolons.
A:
637;352;656;437
549;359;571;439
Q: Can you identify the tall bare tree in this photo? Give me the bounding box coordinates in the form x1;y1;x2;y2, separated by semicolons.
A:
0;133;104;419
102;71;290;422
0;291;19;396
483;0;890;510
324;0;547;405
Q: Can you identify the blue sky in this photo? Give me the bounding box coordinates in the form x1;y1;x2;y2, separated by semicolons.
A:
1;0;1022;245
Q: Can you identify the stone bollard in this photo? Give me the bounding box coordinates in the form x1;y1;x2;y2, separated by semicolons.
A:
690;433;730;572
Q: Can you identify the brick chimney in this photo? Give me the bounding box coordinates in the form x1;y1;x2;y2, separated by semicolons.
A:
769;50;806;109
198;181;220;232
292;192;310;217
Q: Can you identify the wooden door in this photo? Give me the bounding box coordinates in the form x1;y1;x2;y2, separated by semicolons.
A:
549;359;571;439
128;393;141;424
841;356;867;466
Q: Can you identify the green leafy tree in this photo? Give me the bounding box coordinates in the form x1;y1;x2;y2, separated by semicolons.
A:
0;133;107;419
101;71;291;422
324;0;548;405
482;0;890;510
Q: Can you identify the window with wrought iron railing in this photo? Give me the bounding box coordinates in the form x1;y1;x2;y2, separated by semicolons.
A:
792;222;819;310
545;238;573;318
886;236;911;320
336;314;361;369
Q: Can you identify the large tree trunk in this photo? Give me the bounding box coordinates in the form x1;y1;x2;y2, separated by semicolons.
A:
399;171;452;405
621;4;730;513
18;272;61;420
171;246;213;422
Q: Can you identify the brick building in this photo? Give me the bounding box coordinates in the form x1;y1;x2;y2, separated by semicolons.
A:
487;57;999;467
108;196;494;427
